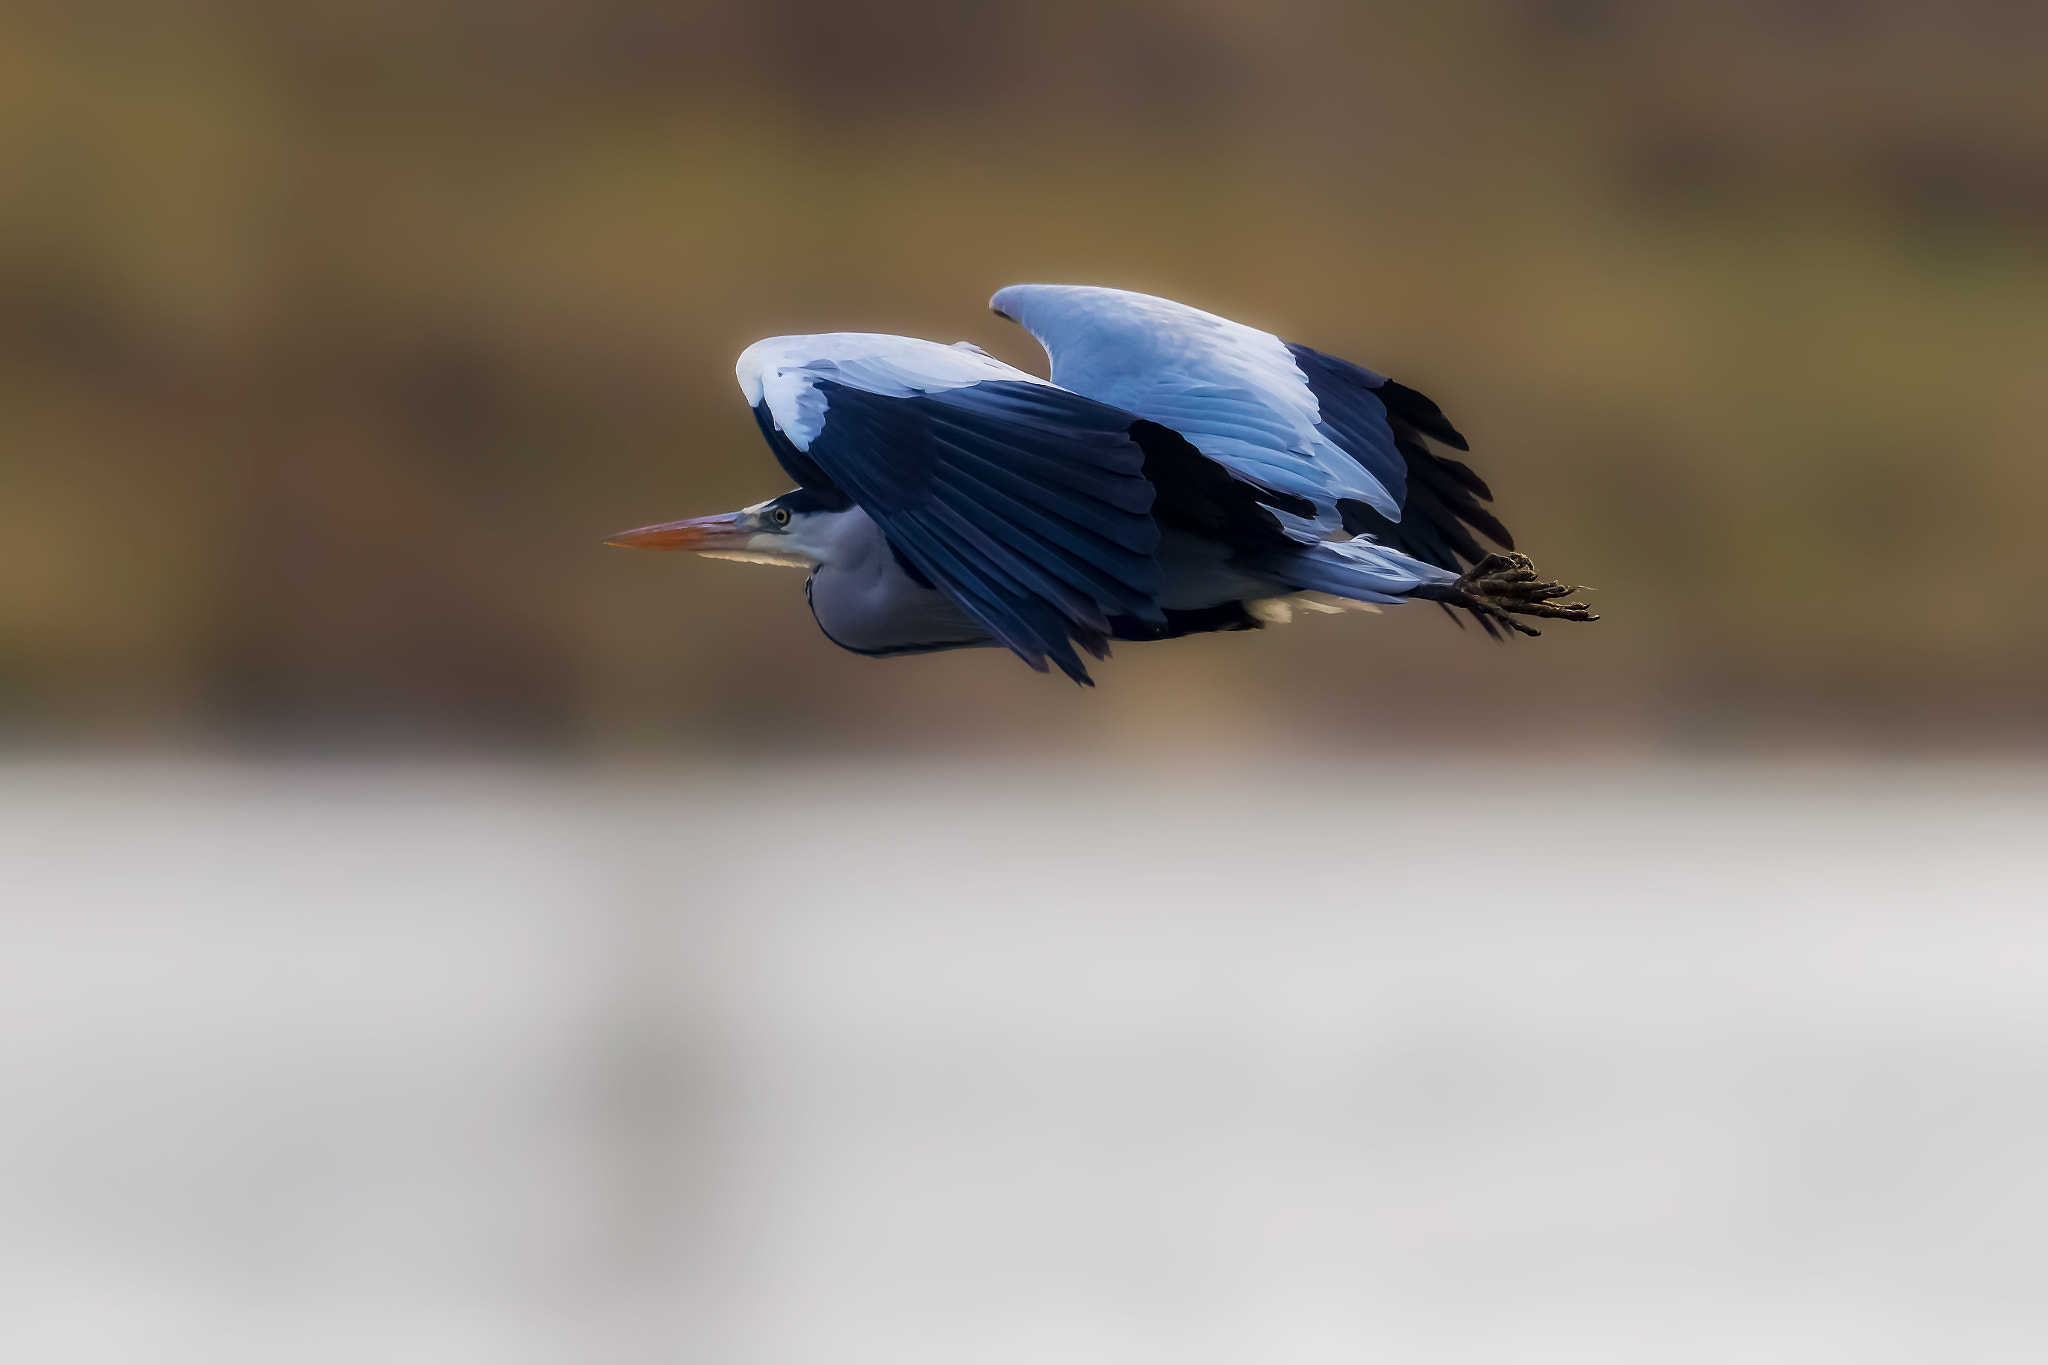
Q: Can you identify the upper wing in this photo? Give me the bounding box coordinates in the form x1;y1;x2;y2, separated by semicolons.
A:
990;285;1515;567
990;284;1405;531
739;334;1164;684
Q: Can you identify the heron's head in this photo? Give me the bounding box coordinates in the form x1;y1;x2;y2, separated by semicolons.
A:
604;489;840;569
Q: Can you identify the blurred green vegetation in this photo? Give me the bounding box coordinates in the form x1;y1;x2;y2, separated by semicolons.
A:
1;0;2042;754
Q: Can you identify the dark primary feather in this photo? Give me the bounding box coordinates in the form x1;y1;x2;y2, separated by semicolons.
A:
1283;342;1518;637
1125;418;1306;551
1283;342;1513;569
1283;343;1410;507
764;379;1165;684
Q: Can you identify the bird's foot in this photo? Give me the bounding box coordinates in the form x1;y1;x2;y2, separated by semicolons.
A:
1418;552;1598;638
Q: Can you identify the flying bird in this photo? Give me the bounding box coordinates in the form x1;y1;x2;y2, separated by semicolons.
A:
606;297;1594;685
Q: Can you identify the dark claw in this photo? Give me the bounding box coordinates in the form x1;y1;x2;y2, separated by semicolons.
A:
1435;550;1599;638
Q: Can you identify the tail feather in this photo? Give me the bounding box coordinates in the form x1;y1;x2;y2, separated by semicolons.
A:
1241;537;1455;606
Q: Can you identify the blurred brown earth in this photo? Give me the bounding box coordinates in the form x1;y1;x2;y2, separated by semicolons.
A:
2;0;2043;755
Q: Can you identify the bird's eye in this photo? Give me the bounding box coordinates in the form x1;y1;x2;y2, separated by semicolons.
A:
770;506;791;527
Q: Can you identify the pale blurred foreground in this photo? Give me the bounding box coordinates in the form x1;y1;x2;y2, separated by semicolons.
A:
3;759;2046;1365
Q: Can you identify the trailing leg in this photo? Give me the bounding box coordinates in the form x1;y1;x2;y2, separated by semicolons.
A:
1409;552;1598;637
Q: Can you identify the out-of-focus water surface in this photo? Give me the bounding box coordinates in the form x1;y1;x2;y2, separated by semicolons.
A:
5;759;2043;1365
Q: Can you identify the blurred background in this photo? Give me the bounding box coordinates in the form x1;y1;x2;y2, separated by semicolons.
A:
2;1;2045;1361
5;0;2043;752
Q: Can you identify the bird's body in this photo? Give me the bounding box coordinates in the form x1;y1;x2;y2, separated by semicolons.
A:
608;288;1595;682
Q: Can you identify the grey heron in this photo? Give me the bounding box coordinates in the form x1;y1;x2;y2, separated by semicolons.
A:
606;307;1594;685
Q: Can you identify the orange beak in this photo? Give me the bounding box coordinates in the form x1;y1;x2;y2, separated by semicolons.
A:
603;510;753;551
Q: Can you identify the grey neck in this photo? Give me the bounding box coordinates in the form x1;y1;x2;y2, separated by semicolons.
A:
803;508;994;657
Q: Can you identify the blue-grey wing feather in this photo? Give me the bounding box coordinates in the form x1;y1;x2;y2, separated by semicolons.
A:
990;285;1514;575
785;379;1164;683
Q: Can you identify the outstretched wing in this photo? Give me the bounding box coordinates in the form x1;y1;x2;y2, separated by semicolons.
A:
991;284;1404;531
739;334;1164;684
990;285;1516;567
